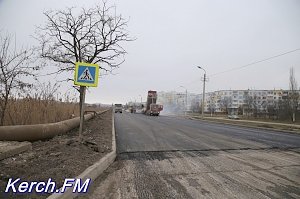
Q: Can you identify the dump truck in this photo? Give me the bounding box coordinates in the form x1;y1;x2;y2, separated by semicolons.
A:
144;90;163;116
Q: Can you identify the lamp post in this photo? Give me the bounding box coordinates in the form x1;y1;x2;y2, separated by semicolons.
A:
197;66;206;119
180;86;187;116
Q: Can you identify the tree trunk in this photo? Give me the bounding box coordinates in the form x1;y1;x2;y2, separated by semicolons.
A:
78;86;86;140
0;109;5;126
0;96;9;126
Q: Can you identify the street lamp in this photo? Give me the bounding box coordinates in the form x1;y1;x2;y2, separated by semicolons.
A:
180;86;188;116
197;66;207;119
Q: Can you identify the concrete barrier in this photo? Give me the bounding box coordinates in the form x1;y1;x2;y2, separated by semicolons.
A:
0;110;109;142
48;109;116;199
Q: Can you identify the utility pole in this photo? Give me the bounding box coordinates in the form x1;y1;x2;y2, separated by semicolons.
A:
210;95;213;117
185;89;188;116
202;73;206;118
197;66;207;119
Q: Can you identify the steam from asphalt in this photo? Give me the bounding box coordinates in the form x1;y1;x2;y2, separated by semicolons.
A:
159;104;185;116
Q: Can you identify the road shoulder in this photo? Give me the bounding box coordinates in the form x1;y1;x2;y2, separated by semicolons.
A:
0;110;114;199
189;116;300;134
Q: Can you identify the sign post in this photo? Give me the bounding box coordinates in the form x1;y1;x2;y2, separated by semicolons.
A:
74;62;99;139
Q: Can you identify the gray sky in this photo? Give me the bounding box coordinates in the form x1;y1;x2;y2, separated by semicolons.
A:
0;0;299;104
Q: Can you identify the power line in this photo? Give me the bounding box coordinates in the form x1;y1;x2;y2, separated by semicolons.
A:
182;48;300;90
210;48;300;77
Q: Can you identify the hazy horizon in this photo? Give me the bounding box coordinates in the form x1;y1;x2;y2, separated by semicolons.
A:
1;0;299;104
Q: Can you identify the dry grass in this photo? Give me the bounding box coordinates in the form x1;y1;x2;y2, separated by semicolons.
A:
2;97;104;126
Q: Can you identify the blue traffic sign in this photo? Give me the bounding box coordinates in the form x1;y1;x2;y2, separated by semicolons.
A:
74;62;99;87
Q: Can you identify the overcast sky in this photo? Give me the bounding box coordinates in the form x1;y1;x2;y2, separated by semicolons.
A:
0;0;299;104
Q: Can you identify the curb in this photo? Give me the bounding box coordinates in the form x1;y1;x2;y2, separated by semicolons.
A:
0;141;32;160
189;117;300;135
47;109;116;199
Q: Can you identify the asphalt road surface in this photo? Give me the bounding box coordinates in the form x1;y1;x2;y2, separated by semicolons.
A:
84;112;300;199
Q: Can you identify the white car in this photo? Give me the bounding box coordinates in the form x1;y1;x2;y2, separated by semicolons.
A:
228;115;240;119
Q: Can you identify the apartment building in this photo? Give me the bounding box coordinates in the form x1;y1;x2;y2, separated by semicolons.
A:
158;89;297;114
204;89;295;114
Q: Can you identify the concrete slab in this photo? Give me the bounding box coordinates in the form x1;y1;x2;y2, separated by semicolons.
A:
0;141;32;160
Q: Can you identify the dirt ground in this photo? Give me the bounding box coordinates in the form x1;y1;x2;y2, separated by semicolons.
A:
0;109;112;198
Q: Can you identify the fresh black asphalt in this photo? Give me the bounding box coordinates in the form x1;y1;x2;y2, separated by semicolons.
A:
115;112;300;153
85;112;300;198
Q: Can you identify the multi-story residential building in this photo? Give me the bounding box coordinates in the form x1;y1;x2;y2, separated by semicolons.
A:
158;89;299;114
203;89;300;114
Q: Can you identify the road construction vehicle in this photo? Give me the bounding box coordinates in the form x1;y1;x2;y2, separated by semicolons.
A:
144;90;163;116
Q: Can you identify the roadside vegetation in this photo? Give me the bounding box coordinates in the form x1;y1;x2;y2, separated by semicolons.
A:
3;97;78;126
0;2;132;126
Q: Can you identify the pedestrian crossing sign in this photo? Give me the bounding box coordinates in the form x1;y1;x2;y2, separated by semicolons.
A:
74;62;99;87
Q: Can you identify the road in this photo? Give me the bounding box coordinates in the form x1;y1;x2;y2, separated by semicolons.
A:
83;112;300;199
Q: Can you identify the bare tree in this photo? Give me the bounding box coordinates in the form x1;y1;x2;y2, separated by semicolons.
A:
252;95;260;118
35;3;132;73
278;99;290;120
243;92;254;118
207;95;216;116
220;96;232;114
0;33;37;126
289;67;299;122
267;103;278;120
35;3;133;137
